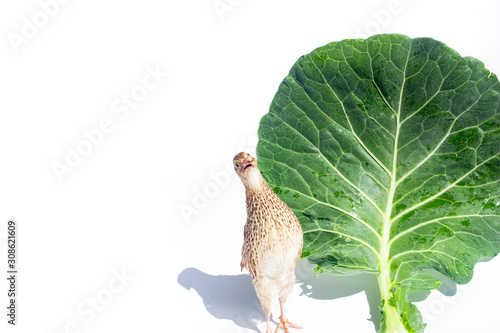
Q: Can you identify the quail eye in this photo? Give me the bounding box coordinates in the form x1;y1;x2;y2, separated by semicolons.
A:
235;163;240;168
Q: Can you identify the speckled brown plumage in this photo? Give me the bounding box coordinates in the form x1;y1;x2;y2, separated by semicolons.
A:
233;152;303;333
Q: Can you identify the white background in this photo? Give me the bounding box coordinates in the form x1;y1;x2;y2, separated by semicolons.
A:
1;1;500;332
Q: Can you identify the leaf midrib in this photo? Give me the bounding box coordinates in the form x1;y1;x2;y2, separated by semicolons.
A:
379;42;411;275
265;112;385;216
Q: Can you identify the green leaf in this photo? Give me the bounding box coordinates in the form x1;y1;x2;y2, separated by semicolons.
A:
257;34;500;332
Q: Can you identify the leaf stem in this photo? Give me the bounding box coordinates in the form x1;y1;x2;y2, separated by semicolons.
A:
376;45;411;333
377;263;407;333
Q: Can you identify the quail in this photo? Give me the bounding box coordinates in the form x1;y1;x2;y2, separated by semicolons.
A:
233;152;303;333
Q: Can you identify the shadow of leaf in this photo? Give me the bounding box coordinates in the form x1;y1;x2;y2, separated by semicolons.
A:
177;267;266;332
295;260;382;331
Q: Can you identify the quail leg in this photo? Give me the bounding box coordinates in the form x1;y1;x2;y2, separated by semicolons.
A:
275;274;302;333
266;316;273;333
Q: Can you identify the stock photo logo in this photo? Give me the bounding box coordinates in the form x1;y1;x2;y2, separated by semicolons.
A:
179;135;257;224
51;64;168;182
212;0;245;21
7;0;72;53
51;268;134;333
352;0;414;38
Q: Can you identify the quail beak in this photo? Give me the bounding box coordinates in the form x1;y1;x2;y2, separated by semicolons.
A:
242;158;254;170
